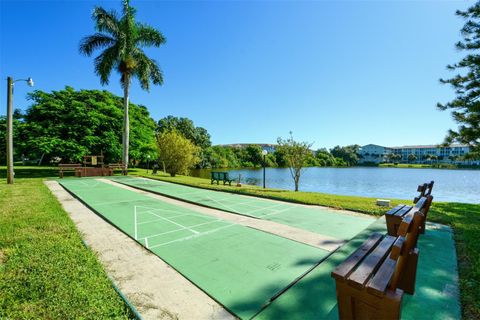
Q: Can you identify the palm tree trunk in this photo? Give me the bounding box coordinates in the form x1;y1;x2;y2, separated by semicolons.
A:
123;78;130;170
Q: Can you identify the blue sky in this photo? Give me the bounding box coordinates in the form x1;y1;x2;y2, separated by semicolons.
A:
0;0;475;149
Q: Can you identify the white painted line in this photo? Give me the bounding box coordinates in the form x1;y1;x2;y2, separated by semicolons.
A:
205;195;243;214
247;202;287;214
139;219;224;241
138;212;193;225
145;237;149;249
143;210;200;235
135;205;189;216
94;199;141;207
148;224;236;249
258;207;292;218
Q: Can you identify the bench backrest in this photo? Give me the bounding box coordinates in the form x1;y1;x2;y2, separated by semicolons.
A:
108;163;126;168
211;171;226;179
59;164;81;169
414;181;434;203
332;209;423;297
386;210;424;292
406;195;433;238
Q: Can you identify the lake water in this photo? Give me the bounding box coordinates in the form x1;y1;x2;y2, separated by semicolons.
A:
190;167;479;204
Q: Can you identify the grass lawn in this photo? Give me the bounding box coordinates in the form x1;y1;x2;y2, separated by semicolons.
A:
1;166;479;318
0;176;133;318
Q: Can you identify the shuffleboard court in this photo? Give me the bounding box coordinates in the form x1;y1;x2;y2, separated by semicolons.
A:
110;176;375;241
59;179;331;319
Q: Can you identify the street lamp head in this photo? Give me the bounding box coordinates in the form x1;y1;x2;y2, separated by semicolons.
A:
147;155;151;159
262;150;268;156
27;78;34;87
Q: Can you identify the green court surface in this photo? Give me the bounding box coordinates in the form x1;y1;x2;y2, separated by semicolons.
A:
254;219;461;320
58;179;331;319
110;176;375;241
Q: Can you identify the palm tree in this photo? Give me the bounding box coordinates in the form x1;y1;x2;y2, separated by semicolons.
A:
79;0;165;167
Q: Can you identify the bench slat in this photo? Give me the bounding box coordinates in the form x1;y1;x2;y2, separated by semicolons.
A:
366;256;398;297
414;197;427;210
385;205;405;216
332;233;383;281
394;205;412;217
347;235;396;289
389;237;405;260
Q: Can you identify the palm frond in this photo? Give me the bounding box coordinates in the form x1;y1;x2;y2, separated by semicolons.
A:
122;0;136;18
94;45;119;85
132;49;163;91
92;7;120;36
79;33;116;56
136;23;166;47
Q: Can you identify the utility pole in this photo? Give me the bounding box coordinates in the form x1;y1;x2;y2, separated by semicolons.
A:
6;77;14;184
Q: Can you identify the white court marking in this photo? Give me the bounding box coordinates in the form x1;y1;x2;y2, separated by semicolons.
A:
205;195;243;214
247;203;288;215
138;219;225;242
148;224;236;249
135;206;200;235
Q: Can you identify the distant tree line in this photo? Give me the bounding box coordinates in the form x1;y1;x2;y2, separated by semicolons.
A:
0;86;363;170
0;87;157;166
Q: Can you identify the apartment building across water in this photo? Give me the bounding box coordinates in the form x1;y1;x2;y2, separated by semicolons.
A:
359;144;479;165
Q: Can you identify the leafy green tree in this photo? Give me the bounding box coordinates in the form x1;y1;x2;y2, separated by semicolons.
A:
330;145;360;166
79;0;165;167
264;153;278;167
0;111;26;165
276;132;313;192
156;116;211;150
408;154;417;163
274;148;288;167
438;2;480;158
315;148;338;166
203;146;240;168
157;130;200;176
245;145;264;167
21;87;156;164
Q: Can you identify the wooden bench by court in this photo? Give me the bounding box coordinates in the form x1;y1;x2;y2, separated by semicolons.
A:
331;181;434;319
58;155;127;178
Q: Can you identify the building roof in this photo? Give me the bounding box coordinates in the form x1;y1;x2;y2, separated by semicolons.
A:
389;144;468;149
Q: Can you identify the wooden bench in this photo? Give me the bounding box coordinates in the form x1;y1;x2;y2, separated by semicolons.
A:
386;195;433;237
386;181;434;236
211;171;235;185
58;164;82;178
107;163;127;175
75;167;113;177
331;209;424;319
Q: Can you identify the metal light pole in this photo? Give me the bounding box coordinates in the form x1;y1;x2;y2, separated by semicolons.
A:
262;150;267;189
5;77;34;184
